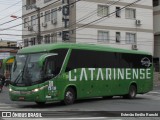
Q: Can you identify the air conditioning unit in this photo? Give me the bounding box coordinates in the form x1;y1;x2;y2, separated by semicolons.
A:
132;44;138;50
42;22;47;27
28;26;33;31
136;20;141;26
51;19;57;25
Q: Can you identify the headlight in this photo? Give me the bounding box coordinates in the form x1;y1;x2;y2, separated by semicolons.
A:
9;88;12;92
32;88;39;92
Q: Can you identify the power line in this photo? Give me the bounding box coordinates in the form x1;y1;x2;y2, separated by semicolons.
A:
68;0;121;29
70;37;155;46
0;1;21;13
0;0;119;29
0;0;60;23
0;0;61;26
0;0;81;31
74;0;142;31
0;33;35;37
0;8;22;21
0;16;22;26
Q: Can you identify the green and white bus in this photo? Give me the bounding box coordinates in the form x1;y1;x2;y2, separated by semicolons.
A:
9;43;153;105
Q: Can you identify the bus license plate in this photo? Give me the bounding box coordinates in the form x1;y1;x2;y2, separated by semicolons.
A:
19;97;25;100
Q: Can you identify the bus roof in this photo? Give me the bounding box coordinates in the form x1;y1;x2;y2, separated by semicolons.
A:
18;43;151;55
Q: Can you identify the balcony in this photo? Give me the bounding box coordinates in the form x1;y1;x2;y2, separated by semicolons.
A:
26;4;36;10
26;0;36;10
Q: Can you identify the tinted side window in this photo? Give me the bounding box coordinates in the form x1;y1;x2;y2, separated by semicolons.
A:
51;49;68;74
66;49;118;72
120;53;152;68
66;49;152;72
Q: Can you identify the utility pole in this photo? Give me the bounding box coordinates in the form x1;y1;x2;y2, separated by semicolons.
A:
36;7;41;44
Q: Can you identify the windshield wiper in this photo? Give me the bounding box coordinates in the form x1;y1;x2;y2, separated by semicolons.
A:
14;70;23;84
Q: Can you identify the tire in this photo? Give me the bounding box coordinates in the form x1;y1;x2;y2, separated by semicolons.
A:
124;85;137;99
0;87;2;93
102;96;113;99
63;87;75;105
36;102;46;106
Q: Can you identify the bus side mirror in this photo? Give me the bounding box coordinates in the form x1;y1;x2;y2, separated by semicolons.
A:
3;56;15;68
38;53;58;67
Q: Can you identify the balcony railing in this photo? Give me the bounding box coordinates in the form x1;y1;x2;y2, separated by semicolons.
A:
26;4;36;10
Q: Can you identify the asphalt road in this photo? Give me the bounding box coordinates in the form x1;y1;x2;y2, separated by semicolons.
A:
0;86;160;120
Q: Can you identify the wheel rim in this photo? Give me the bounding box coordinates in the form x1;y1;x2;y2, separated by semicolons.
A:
65;91;74;104
130;87;136;97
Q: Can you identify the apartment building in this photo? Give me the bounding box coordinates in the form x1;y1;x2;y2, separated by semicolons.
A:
153;0;160;71
22;0;153;54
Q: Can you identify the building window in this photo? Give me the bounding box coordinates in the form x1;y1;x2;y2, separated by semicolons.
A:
116;32;121;43
44;34;51;43
125;8;136;19
51;33;57;43
26;0;36;5
44;0;52;3
153;0;159;7
24;39;29;47
51;9;57;20
97;5;109;17
45;10;51;22
30;37;36;45
24;17;29;28
26;0;36;10
98;31;109;42
31;15;36;26
116;7;121;18
126;33;136;44
40;12;43;17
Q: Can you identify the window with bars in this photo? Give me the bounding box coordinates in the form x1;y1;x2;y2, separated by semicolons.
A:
51;33;57;43
24;17;29;28
51;9;57;20
44;0;52;3
45;10;51;22
24;39;29;47
26;0;36;10
31;15;36;26
44;34;51;44
30;37;36;45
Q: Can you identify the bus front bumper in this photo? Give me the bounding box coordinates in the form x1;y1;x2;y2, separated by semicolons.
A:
9;88;46;102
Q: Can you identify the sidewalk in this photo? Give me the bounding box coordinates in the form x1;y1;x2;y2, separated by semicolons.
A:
154;72;160;87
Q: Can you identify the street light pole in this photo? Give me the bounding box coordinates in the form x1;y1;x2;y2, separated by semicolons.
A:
36;7;41;44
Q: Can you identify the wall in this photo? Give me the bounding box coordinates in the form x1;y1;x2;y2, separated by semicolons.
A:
76;0;153;54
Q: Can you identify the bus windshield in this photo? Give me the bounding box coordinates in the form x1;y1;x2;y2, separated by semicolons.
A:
11;53;45;86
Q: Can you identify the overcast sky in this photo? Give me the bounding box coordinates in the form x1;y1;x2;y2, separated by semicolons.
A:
0;0;22;43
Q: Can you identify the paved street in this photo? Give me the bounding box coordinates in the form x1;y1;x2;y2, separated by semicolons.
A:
0;85;160;120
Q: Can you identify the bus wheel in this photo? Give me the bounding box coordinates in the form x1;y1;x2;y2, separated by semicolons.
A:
36;102;46;106
102;96;113;99
124;85;137;99
63;88;75;105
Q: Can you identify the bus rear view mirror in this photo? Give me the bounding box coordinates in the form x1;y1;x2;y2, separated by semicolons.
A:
3;56;15;68
38;53;58;67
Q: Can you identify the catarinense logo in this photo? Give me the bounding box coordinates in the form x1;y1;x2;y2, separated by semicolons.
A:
141;57;152;67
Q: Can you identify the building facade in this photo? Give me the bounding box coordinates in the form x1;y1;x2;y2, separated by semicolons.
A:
0;41;19;75
22;0;153;54
153;0;160;71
